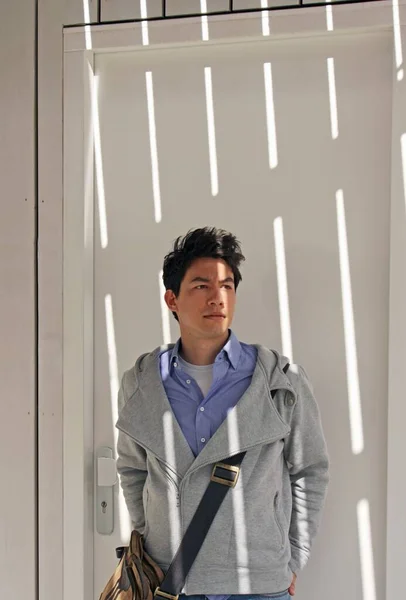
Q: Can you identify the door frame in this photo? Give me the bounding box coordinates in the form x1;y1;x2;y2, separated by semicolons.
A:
62;4;406;599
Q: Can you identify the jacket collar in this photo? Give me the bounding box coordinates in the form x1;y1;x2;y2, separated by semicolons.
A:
116;344;295;479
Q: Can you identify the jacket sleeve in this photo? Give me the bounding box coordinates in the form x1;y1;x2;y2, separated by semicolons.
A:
283;365;330;574
116;376;148;533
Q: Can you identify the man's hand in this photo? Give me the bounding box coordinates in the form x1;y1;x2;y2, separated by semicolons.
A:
288;573;297;596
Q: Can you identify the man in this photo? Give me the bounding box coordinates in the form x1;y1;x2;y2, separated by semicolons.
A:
116;227;329;600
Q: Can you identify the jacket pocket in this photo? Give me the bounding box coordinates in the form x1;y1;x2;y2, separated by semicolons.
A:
273;492;286;548
143;486;150;540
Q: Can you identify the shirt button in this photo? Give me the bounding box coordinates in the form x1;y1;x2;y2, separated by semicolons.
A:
173;362;178;368
186;379;191;384
200;407;205;412
201;438;206;443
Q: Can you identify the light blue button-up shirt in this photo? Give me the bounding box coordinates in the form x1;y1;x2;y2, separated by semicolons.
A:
159;330;257;457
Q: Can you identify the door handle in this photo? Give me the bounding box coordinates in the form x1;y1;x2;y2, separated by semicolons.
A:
98;456;117;487
96;447;116;535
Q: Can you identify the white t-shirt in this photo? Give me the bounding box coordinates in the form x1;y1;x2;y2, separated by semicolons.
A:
177;354;213;397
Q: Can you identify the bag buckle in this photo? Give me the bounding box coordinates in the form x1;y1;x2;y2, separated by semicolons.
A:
210;462;240;488
154;587;179;600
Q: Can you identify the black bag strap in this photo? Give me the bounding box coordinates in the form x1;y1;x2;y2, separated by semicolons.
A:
154;362;290;600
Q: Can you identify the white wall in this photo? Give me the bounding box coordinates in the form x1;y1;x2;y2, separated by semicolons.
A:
387;16;406;600
0;3;89;598
0;2;36;599
37;2;64;597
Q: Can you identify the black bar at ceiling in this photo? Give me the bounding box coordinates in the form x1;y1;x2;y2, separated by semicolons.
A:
65;0;380;28
97;0;101;23
162;0;167;18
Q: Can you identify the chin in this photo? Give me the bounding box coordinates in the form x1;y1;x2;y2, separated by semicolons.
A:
203;320;229;333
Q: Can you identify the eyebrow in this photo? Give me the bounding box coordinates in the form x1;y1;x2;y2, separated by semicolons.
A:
189;276;235;284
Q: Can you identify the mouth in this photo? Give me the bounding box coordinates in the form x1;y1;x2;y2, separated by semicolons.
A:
204;314;226;320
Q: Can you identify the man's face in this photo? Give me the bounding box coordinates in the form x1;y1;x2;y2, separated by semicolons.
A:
164;257;237;340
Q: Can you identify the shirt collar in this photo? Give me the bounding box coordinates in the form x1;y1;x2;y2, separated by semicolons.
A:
170;329;242;371
170;338;182;368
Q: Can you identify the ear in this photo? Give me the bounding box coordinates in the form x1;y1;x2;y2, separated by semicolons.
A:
164;289;178;313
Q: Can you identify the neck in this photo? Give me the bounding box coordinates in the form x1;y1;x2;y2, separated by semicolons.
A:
179;330;230;365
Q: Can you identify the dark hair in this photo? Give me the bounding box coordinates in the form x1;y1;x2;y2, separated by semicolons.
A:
162;227;245;322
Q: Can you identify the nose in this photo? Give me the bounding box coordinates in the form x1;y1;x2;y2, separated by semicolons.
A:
208;288;224;306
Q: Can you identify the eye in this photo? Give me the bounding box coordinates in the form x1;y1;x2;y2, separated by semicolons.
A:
196;284;207;289
223;284;233;289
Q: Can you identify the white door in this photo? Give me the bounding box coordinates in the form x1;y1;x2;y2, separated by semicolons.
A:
90;30;392;600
